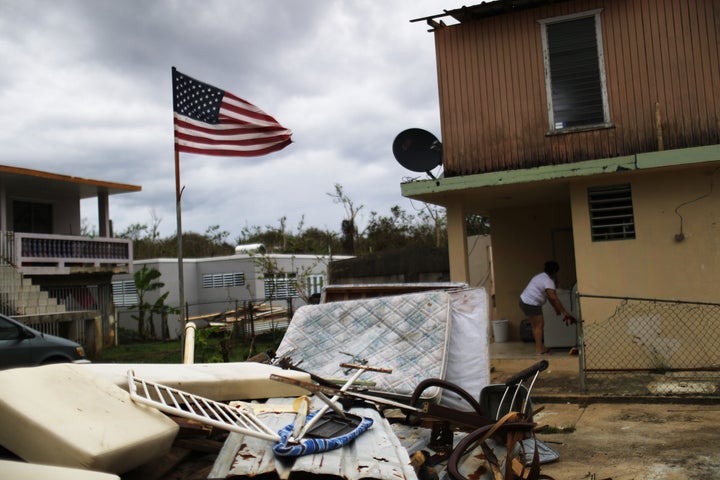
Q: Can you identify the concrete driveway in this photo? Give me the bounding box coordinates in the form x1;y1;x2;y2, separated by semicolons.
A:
531;402;720;479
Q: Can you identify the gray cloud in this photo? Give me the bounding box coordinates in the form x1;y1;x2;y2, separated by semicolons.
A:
0;0;464;242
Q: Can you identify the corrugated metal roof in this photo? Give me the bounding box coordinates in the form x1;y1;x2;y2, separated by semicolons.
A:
410;1;573;27
209;398;418;480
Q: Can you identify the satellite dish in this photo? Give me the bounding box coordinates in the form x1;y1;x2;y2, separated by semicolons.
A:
392;128;442;176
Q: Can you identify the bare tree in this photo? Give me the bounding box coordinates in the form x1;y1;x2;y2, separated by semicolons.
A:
278;216;287;251
149;209;162;242
327;183;363;254
119;223;148;241
205;225;230;245
419;205;447;247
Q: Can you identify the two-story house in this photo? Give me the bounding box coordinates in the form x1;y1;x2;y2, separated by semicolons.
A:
402;0;719;375
0;165;140;355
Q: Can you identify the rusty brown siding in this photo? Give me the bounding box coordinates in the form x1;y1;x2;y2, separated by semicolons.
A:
435;0;720;176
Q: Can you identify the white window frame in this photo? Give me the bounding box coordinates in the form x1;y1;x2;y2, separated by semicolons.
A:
539;9;611;133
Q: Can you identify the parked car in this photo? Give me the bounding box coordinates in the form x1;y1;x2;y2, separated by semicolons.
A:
0;313;90;369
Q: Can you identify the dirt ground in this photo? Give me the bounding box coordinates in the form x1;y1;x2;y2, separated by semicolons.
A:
534;402;720;480
413;401;719;480
487;355;720;479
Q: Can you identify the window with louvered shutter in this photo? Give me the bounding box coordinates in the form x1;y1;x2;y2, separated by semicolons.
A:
540;10;610;131
264;274;298;299
111;279;138;306
588;184;636;241
201;272;245;288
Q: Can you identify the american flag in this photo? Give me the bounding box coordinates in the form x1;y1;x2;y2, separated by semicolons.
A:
172;68;292;157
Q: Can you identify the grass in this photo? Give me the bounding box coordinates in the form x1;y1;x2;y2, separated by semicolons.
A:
95;328;285;364
98;340;185;363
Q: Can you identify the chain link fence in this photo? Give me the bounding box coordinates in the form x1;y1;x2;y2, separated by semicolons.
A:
579;294;720;398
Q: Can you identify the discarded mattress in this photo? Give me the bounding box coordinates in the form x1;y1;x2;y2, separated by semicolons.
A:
83;361;311;401
440;288;491;410
0;363;179;475
275;290;451;400
275;288;489;403
0;460;121;480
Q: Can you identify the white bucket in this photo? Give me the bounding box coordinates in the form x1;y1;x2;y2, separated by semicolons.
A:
492;319;509;343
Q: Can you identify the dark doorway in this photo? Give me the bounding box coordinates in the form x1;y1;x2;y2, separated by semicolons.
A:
13;201;52;234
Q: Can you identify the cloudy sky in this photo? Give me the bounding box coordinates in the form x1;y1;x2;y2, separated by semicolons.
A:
0;1;468;242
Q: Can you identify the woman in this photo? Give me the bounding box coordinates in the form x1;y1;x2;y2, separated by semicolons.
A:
519;260;576;355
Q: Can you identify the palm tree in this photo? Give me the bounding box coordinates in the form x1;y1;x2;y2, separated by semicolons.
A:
153;291;179;340
132;265;164;338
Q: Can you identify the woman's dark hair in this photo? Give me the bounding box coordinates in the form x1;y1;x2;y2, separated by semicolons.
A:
544;260;560;275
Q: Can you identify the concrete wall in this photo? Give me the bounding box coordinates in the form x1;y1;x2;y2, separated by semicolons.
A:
569;164;720;368
572;165;720;314
467;234;493;291
115;254;340;339
484;161;720;342
53;197;81;236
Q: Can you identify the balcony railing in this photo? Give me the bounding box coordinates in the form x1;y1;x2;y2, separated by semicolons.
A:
2;231;133;275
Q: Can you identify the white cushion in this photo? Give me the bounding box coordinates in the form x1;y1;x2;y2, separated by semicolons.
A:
0;364;178;474
0;460;120;480
82;362;311;401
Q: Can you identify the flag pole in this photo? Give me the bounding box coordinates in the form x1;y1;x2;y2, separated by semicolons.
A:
174;145;186;333
171;67;186;338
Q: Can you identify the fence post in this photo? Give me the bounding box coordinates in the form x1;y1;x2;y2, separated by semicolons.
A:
286;297;293;320
577;316;587;394
249;300;255;338
575;290;587;393
232;300;240;340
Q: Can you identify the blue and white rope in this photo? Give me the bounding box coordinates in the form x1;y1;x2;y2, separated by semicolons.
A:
272;410;374;457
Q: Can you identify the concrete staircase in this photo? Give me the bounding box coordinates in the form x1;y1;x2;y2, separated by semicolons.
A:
0;266;67;316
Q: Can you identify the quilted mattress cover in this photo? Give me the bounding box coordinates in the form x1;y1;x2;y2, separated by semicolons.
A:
275;290;453;401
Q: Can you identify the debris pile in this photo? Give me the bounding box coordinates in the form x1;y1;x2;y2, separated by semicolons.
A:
0;288;560;479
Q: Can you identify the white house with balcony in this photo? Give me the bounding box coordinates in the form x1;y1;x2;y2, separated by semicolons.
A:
0;165;140;355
